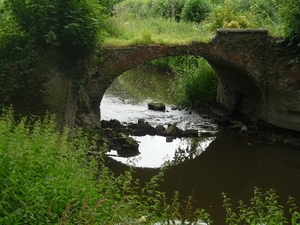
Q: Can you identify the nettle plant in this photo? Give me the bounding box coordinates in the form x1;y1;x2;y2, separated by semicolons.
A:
222;187;300;225
0;108;212;224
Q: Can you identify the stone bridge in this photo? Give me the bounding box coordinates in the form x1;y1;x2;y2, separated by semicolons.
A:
84;29;299;132
3;29;299;132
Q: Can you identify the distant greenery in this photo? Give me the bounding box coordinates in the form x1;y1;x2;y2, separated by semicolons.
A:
1;0;297;49
104;15;213;46
181;0;211;23
105;0;300;45
172;57;218;105
151;56;218;105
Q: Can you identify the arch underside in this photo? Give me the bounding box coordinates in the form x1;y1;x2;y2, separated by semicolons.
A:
97;49;262;123
203;55;262;118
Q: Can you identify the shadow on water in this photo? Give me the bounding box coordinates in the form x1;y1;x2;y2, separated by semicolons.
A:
101;66;300;224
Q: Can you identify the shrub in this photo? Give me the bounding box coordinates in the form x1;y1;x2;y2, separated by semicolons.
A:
141;29;153;43
152;0;185;21
207;0;252;29
279;0;300;43
181;0;211;23
172;56;218;105
2;0;109;60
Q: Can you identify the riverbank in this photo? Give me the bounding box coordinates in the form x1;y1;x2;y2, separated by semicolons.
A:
193;101;300;150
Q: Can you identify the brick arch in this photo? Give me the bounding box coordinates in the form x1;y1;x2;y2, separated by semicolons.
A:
89;31;266;124
83;29;300;132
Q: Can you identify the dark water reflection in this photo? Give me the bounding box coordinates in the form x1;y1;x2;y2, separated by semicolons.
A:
101;67;300;224
106;135;215;168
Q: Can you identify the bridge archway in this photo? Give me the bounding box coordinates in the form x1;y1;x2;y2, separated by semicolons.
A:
93;45;262;124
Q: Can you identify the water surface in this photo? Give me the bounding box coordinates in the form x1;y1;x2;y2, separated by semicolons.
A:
101;67;300;224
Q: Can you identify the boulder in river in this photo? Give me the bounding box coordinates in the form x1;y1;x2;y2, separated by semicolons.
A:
148;102;166;111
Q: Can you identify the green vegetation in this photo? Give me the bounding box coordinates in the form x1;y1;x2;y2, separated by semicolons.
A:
222;187;300;225
0;109;212;224
279;0;300;46
0;0;117;111
150;56;218;105
181;0;211;23
1;0;111;59
1;0;300;224
172;57;218;105
104;15;213;46
1;109;299;224
104;0;298;45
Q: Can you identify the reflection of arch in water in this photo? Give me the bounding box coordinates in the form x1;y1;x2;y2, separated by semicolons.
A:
107;136;215;168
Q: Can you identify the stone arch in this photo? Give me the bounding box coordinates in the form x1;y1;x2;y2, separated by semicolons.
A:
91;43;263;124
200;54;262;119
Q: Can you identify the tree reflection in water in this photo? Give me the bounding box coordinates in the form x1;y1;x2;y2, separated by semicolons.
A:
162;137;215;167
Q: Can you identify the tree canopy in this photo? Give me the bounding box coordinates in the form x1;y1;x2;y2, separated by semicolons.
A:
0;0;116;60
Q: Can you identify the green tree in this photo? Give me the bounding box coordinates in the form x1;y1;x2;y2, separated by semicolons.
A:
280;0;300;44
181;0;211;23
152;0;185;21
2;0;111;60
207;0;251;29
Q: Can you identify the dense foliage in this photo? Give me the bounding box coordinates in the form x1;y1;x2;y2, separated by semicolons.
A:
279;0;300;45
110;0;300;39
0;109;212;224
181;0;211;23
151;56;218;105
0;0;116;112
1;0;110;60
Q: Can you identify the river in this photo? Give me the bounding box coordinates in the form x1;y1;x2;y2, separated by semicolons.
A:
100;66;300;224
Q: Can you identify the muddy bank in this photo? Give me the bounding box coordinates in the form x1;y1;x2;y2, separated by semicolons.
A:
193;101;300;149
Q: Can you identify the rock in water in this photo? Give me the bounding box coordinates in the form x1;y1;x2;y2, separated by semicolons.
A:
148;102;166;111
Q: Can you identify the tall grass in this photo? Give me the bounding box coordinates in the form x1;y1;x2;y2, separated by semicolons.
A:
104;8;213;46
0;108;212;224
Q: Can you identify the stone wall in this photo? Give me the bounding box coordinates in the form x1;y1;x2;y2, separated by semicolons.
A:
260;40;300;131
1;53;81;132
200;29;269;121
